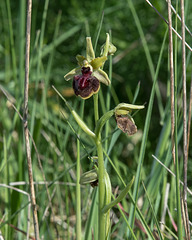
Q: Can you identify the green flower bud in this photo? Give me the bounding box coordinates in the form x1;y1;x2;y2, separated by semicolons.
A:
115;103;144;113
100;33;117;57
79;169;98;185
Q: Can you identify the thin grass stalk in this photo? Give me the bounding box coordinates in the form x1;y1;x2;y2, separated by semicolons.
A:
145;0;192;53
187;77;192;155
180;0;191;238
126;10;167;237
24;0;40;239
142;182;163;240
167;0;182;239
168;0;175;165
104;150;155;239
19;0;26;94
93;4;105;51
5;0;18;96
3;134;10;239
76;101;84;240
104;47;113;152
127;0;164;120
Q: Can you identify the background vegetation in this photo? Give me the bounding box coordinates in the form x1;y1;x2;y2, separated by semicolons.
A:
0;0;191;239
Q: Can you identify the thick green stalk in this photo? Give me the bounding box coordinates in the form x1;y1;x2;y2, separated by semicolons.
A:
76;101;84;240
96;137;106;240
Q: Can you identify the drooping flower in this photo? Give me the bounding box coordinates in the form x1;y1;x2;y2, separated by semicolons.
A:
115;114;137;135
114;103;145;135
64;35;113;99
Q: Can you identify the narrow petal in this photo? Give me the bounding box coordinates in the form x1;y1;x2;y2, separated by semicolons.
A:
90;56;107;70
92;69;111;86
64;67;81;81
86;37;95;62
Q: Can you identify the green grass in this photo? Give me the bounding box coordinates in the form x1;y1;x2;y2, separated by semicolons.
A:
0;0;192;239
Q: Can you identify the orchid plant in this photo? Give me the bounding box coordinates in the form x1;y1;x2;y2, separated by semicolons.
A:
56;33;144;239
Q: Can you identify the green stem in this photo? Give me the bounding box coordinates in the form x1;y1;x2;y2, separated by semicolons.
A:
96;137;106;240
76;101;84;240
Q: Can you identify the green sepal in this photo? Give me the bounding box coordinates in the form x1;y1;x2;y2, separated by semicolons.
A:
76;55;86;66
64;67;81;81
79;169;98;185
102;176;135;214
86;37;95;62
90;56;107;70
115;103;145;112
92;69;111;86
115;109;130;116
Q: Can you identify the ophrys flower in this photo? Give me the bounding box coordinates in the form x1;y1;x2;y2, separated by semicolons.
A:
64;36;111;99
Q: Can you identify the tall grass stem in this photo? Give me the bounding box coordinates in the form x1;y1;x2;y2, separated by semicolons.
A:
23;0;40;239
180;0;191;238
168;0;183;238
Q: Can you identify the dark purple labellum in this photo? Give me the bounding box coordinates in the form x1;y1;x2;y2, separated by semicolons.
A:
73;67;100;99
116;115;137;135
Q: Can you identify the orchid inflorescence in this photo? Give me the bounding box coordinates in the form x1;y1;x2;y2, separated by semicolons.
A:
62;33;144;239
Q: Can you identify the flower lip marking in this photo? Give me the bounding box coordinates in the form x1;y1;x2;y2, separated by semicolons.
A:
73;67;100;99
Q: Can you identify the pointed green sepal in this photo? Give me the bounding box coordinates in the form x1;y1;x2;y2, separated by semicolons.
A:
64;67;81;81
115;103;145;113
79;169;98;185
90;56;107;70
76;55;86;66
86;37;95;62
92;69;111;86
102;176;135;214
